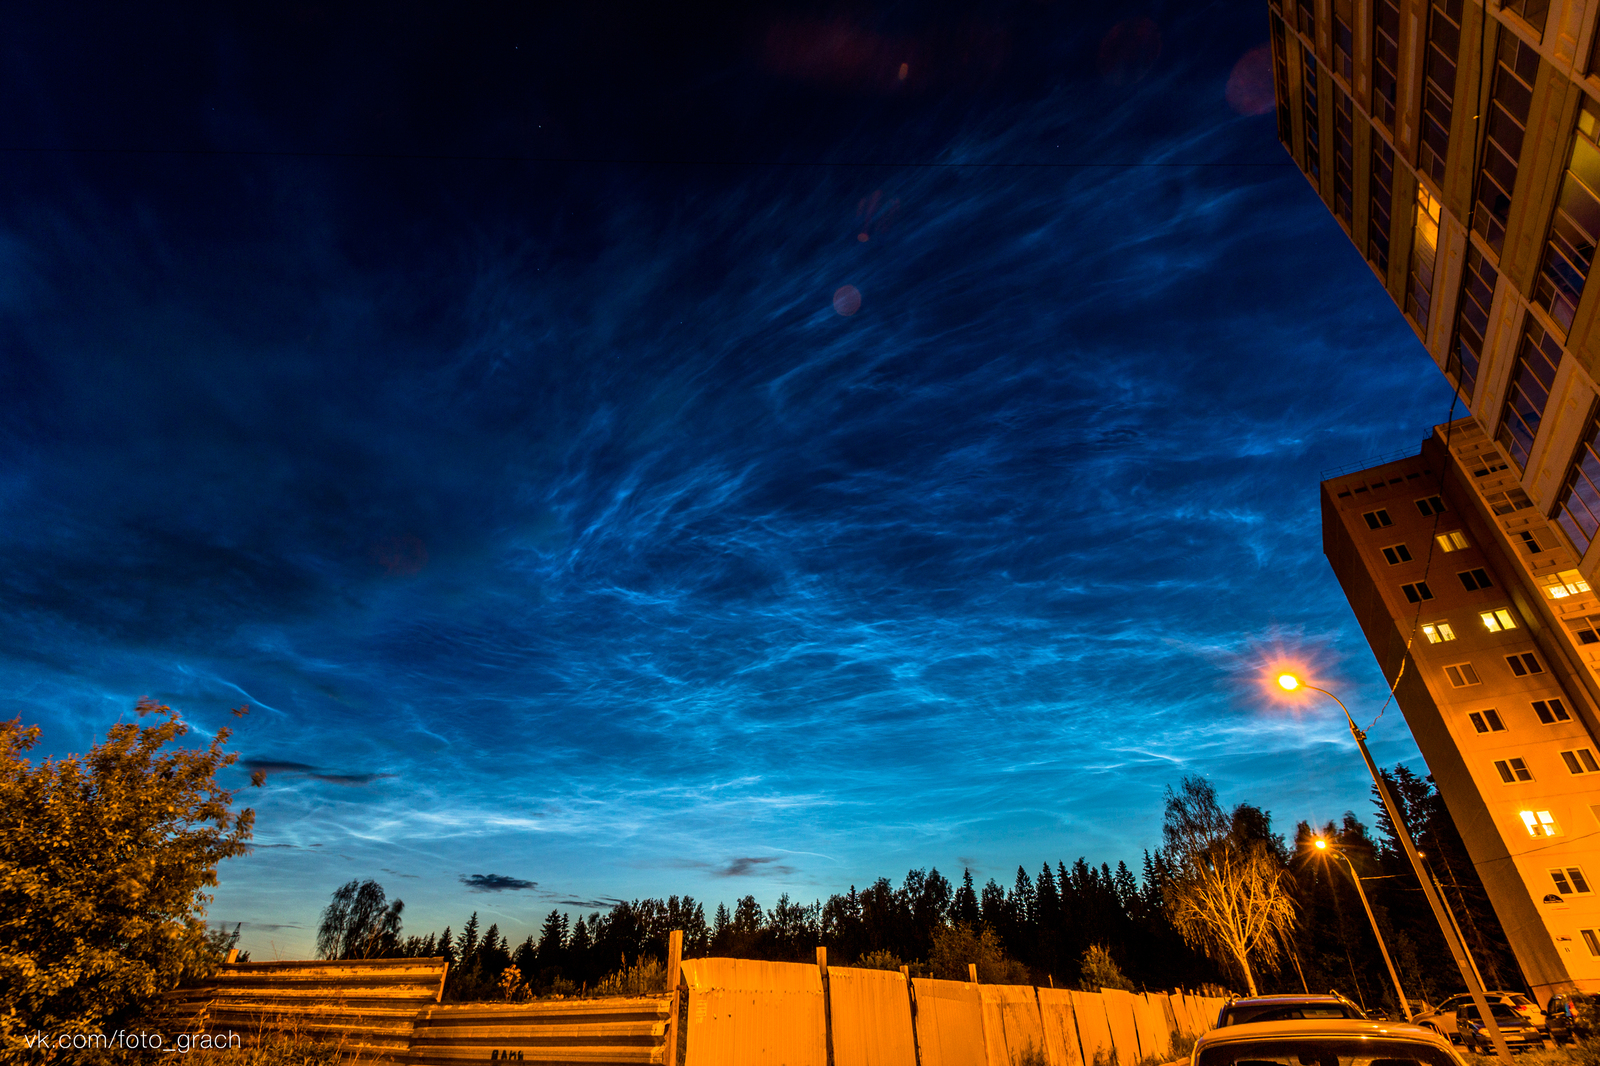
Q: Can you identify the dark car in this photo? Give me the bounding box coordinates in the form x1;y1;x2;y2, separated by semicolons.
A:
1546;992;1595;1046
1217;994;1367;1028
1455;1003;1544;1054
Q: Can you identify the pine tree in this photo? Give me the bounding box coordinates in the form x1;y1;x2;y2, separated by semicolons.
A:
954;869;980;928
460;912;480;958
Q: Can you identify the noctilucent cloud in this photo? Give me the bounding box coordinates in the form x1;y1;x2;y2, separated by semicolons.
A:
2;2;1457;957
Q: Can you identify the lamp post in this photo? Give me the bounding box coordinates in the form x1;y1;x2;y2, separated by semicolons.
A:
1277;674;1512;1061
1312;837;1412;1021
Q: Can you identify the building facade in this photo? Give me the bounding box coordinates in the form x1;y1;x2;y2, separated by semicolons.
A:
1275;0;1600;997
1323;424;1600;999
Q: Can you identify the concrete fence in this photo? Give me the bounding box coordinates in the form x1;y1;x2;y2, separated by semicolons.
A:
173;936;1225;1065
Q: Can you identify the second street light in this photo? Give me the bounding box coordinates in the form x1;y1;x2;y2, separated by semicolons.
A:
1311;836;1412;1022
1276;672;1513;1061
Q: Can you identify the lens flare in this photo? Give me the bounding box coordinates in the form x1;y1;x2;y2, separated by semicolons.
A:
1278;674;1299;691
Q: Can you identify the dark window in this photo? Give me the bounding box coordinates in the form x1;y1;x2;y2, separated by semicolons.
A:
1364;509;1394;529
1403;581;1435;602
1419;0;1463;187
1496;316;1563;468
1555;405;1600;554
1302;49;1322;181
1459;568;1493;590
1475;32;1540;253
1517;530;1542;552
1501;0;1551;35
1333;0;1354;81
1372;0;1401;130
1451;244;1498;400
1369;134;1396;271
1560;748;1600;773
1495;757;1533;782
1383;544;1413;564
1469;709;1506;732
1417;495;1447;515
1273;14;1294;149
1506;652;1544;675
1533;99;1600;333
1486;486;1535;514
1334;89;1355;225
1446;663;1481;686
1408;185;1443;330
1298;0;1315;37
1533;698;1572;723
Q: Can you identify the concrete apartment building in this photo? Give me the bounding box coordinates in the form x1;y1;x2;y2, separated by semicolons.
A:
1270;0;1600;995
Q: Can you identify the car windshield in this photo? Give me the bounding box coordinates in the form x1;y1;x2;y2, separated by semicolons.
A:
1197;1038;1457;1066
1509;996;1531;1006
1459;1005;1522;1022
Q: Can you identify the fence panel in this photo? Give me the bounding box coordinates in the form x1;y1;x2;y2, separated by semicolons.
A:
165;958;447;1064
1130;993;1168;1061
978;985;1046;1066
1067;991;1112;1066
1098;989;1141;1066
1034;988;1083;1066
406;998;670;1065
911;978;988;1066
1165;995;1195;1040
682;958;825;1066
828;966;917;1066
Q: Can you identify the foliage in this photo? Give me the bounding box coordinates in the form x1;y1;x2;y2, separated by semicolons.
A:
0;701;257;1054
592;955;667;997
315;879;404;960
1079;944;1135;991
1161;776;1297;996
928;923;1030;984
856;949;904;971
498;965;531;1001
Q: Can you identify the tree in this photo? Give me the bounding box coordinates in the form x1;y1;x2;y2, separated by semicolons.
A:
0;700;258;1052
1161;776;1297;996
1080;944;1135;991
315;880;405;959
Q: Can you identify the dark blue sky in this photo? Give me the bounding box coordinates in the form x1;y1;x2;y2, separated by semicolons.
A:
2;1;1458;957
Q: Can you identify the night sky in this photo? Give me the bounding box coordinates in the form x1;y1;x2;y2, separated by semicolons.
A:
2;1;1460;959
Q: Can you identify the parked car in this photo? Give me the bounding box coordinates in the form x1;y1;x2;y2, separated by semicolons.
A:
1546;992;1595;1046
1216;995;1368;1028
1411;992;1545;1042
1191;1017;1462;1066
1455;1002;1545;1054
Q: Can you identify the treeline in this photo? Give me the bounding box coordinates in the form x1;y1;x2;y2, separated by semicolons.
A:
318;765;1521;1009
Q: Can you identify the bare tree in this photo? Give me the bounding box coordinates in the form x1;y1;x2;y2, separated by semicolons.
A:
1161;777;1297;995
316;880;405;960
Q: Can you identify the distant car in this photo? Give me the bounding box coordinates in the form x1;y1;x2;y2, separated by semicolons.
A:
1546;992;1595;1046
1190;1017;1462;1066
1455;1002;1545;1054
1215;994;1368;1028
1411;993;1545;1042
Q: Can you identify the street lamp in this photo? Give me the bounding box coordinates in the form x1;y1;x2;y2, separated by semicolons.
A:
1276;673;1512;1061
1311;836;1412;1021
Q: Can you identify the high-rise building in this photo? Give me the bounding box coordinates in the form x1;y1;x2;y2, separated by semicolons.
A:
1273;0;1600;995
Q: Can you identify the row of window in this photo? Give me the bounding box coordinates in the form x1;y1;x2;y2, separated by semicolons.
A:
1443;652;1543;686
1382;531;1470;565
1466;697;1575;731
1400;568;1493;601
1361;499;1445;529
1493;746;1600;782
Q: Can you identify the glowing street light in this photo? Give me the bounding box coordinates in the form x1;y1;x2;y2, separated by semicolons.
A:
1311;836;1412;1022
1276;672;1512;1061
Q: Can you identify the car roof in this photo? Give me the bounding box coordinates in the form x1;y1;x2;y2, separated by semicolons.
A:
1197;1019;1454;1048
1226;995;1352;1007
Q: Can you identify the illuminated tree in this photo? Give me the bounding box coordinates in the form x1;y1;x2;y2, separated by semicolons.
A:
1161;776;1297;996
0;700;257;1051
315;879;405;959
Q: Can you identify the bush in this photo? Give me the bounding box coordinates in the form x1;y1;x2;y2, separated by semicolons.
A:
592;956;666;997
0;701;258;1055
856;950;905;971
1080;944;1137;992
928;923;1030;984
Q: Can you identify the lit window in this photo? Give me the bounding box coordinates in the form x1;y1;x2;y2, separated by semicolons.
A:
1364;509;1394;530
1521;810;1560;836
1481;609;1518;632
1507;652;1544;676
1404;582;1435;603
1436;531;1469;551
1534;699;1572;723
1446;663;1481;687
1383;544;1413;565
1417;496;1447;516
1560;748;1600;774
1583;929;1600;956
1460;569;1494;591
1543;570;1591;598
1516;531;1541;553
1468;710;1505;733
1496;757;1533;782
1423;622;1456;643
